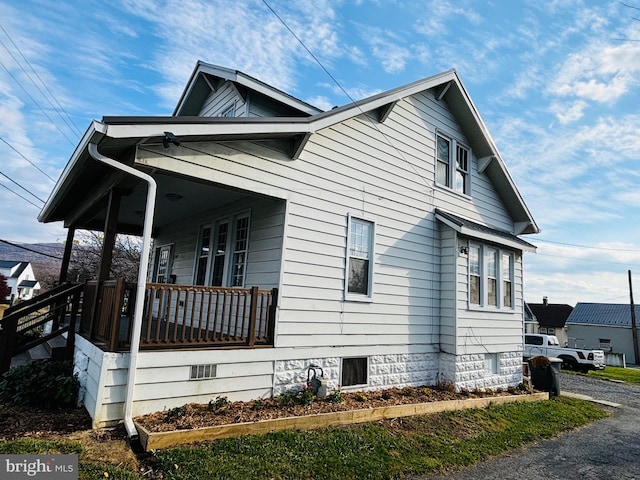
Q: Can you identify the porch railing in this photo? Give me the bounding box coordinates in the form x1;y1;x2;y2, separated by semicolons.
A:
0;282;83;374
80;281;277;351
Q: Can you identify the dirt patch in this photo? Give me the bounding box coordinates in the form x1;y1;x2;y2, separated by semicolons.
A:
0;401;92;439
137;385;528;433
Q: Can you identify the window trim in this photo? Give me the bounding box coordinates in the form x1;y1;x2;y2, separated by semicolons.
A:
341;357;369;388
194;210;251;288
435;131;471;196
344;214;375;302
466;241;515;311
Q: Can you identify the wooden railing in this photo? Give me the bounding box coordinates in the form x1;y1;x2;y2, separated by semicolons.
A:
81;281;277;351
0;282;83;375
137;283;277;350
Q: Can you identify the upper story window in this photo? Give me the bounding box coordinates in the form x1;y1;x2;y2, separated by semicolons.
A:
346;216;375;300
468;242;514;310
436;133;470;195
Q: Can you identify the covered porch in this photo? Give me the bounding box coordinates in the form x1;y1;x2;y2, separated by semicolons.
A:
40;130;287;355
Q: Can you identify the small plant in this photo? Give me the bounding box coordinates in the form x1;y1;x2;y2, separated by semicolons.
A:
277;389;299;407
436;379;456;393
299;385;316;406
208;396;228;413
327;389;344;403
381;390;393;400
459;387;470;397
353;392;368;402
164;405;187;422
251;399;265;411
0;360;79;409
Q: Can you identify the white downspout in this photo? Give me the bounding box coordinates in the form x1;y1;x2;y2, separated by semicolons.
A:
88;142;156;441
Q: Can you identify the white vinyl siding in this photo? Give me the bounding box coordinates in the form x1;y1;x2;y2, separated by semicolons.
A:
139;87;521;353
199;81;248;117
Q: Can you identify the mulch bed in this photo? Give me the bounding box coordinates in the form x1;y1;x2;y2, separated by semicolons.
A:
0;401;92;439
137;385;528;433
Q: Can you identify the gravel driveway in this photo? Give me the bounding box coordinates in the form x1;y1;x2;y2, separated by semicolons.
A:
425;372;640;480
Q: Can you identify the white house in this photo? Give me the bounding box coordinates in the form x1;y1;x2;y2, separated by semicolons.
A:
38;62;538;430
0;260;40;303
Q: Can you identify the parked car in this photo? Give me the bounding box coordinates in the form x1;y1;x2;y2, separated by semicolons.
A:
524;334;605;373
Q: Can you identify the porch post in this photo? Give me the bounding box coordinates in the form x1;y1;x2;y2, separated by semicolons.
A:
58;226;76;284
97;189;122;283
89;189;122;339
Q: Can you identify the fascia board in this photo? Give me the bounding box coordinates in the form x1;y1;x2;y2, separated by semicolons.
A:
103;121;313;139
38;121;106;222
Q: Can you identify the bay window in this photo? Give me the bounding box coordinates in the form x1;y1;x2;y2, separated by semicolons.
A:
467;242;515;309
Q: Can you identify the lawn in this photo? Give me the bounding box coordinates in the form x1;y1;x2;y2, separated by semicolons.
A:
582;365;640;385
0;397;608;479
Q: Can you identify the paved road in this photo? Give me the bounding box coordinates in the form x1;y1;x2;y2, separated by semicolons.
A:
424;373;640;480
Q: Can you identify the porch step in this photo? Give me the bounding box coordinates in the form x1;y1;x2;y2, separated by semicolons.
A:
8;336;69;370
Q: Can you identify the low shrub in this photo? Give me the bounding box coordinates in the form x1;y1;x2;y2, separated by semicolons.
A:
0;360;79;409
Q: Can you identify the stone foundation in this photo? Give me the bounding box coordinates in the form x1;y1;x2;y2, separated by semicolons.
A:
440;351;523;391
273;353;439;395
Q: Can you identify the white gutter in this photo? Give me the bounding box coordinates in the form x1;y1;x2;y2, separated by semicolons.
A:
87;142;156;441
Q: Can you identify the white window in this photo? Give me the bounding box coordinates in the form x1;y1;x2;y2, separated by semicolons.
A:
194;225;211;285
484;353;498;375
502;252;513;308
436;133;470;194
467;243;515;309
469;245;481;305
195;213;250;287
346;216;375;300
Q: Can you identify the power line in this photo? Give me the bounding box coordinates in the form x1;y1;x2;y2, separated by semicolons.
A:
535;238;640;252
0;59;77;147
0;238;63;260
0;169;45;203
260;0;431;189
0;182;42;209
0;23;82;138
0;135;56;183
534;252;640;267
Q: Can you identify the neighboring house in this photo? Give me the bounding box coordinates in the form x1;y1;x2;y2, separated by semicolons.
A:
0;260;40;303
37;61;538;428
527;298;572;346
566;303;640;364
524;302;537;334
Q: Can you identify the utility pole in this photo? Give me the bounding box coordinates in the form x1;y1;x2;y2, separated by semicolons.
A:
628;270;639;365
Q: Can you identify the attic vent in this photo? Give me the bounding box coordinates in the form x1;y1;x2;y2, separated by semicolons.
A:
190;364;217;380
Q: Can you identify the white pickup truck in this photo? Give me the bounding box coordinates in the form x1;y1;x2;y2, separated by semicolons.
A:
524;334;606;373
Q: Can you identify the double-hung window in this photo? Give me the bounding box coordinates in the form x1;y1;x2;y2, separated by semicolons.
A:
436;133;470;195
346;216;375;300
468;243;514;309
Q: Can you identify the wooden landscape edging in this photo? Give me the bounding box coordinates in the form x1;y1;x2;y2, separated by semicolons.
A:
135;392;549;451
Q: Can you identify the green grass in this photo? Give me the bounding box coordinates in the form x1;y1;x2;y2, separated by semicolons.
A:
582;365;640;385
0;398;608;479
0;439;139;480
151;397;608;480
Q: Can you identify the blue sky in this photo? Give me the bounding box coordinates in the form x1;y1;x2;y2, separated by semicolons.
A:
1;0;640;306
